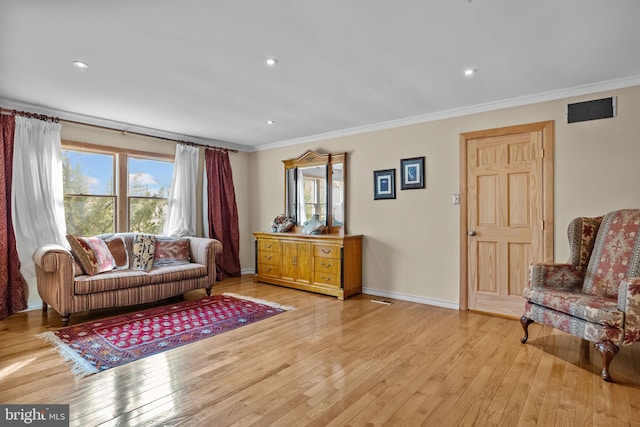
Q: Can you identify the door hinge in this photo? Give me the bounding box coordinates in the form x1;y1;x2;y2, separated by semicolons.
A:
541;220;545;230
540;148;544;158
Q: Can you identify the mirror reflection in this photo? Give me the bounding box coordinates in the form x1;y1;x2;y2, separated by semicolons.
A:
297;165;327;225
332;163;344;226
283;150;347;234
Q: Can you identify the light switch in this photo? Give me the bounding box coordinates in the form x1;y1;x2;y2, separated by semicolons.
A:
452;194;460;205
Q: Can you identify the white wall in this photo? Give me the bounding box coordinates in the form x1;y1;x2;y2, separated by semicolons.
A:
22;85;640;310
248;85;640;307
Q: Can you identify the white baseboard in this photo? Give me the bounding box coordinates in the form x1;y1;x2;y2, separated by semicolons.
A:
363;287;459;310
241;268;256;276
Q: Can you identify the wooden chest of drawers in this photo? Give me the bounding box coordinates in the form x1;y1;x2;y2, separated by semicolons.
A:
253;232;363;299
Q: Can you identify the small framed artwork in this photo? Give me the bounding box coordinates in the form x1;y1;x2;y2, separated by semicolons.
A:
373;169;396;200
400;156;425;190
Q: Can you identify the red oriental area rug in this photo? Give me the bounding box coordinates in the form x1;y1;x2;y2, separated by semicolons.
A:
37;293;294;377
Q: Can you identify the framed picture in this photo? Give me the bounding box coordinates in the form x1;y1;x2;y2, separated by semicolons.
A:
400;156;425;190
373;169;396;200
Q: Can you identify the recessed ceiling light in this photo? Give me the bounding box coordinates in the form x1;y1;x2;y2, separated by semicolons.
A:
266;58;278;66
463;68;477;76
73;61;89;69
267;120;276;125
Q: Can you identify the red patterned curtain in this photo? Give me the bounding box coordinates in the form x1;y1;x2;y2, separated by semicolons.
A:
0;114;27;319
205;149;240;280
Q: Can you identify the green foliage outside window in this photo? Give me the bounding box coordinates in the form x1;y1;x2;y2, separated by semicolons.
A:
62;149;172;236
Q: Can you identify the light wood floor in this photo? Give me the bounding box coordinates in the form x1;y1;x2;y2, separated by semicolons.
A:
1;276;639;426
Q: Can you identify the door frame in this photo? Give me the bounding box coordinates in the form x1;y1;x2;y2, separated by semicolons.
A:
459;121;555;310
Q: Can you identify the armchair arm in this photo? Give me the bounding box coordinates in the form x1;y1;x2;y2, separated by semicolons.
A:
528;262;585;292
618;277;640;344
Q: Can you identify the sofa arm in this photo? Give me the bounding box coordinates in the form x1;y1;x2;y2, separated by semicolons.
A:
618;277;640;344
32;244;76;316
528;262;585;292
33;244;74;273
187;236;223;275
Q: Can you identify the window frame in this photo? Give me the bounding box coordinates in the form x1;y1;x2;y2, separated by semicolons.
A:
62;140;174;233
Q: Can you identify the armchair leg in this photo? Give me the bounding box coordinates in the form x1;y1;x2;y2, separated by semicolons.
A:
520;315;534;344
595;340;619;382
61;314;70;327
42;302;48;314
205;287;212;296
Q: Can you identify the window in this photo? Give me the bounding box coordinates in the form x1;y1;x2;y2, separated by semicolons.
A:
63;150;116;236
62;142;174;235
128;157;173;234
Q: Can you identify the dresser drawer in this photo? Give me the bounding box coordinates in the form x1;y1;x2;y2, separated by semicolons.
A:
258;251;280;265
258;239;281;253
258;263;280;278
314;271;340;287
314;244;340;259
315;258;340;274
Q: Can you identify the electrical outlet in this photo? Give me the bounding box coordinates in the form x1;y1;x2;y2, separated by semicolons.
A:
452;194;460;205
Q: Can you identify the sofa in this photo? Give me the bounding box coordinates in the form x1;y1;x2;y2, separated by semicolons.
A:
521;209;640;382
33;232;223;326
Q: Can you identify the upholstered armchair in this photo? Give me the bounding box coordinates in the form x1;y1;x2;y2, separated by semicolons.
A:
520;209;640;382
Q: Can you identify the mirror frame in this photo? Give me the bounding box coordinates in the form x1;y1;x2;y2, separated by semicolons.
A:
283;150;347;235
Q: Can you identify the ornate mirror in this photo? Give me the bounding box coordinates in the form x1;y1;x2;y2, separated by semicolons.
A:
284;150;347;234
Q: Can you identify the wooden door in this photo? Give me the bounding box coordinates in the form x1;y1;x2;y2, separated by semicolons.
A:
281;241;312;285
461;121;554;317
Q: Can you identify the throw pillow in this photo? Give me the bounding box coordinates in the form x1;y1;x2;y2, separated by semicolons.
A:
153;238;191;267
133;234;156;271
105;235;129;269
66;235;116;276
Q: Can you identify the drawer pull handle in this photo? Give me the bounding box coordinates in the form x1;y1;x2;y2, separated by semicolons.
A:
266;256;272;260
266;243;273;248
266;267;272;272
321;275;332;281
321;248;332;254
321;262;332;268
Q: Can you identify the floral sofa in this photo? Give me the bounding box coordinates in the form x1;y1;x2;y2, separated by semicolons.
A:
33;232;222;326
520;209;640;382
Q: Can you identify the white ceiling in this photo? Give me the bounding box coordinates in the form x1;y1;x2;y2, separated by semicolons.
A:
1;1;640;152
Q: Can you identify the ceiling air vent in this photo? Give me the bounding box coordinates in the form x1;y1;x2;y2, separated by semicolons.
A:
567;96;616;123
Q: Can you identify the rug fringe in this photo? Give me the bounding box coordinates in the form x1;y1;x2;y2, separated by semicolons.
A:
222;293;295;311
36;331;98;378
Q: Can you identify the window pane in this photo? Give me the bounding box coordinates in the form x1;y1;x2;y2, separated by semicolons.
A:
129;197;168;234
64;196;115;235
128;158;174;197
62;150;114;195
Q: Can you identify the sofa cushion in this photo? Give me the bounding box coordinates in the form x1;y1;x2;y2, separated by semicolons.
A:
67;234;116;276
148;263;207;284
153;238;191;267
582;209;640;298
132;234;156;271
74;269;150;294
105;235;129;269
523;286;623;327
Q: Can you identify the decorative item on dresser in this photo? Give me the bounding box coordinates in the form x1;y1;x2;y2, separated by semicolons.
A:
254;150;363;299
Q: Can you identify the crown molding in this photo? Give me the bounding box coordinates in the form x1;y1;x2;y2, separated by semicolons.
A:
255;74;640;151
0;97;251;153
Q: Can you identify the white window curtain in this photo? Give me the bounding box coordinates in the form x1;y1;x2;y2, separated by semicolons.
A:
12;116;67;285
164;143;199;237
